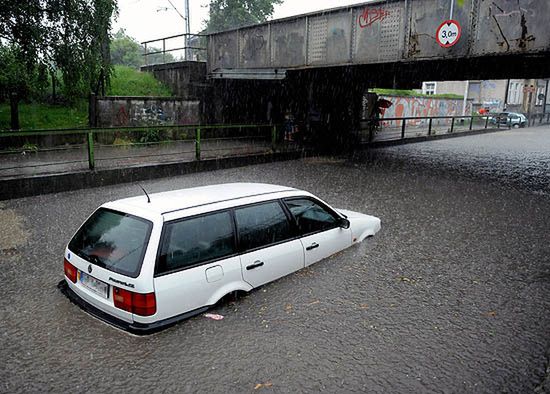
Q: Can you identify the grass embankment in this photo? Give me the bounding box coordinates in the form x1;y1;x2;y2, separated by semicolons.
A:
0;102;88;130
372;88;464;100
0;65;173;130
108;65;172;96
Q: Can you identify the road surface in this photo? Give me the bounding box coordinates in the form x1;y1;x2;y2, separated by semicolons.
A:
1;127;549;392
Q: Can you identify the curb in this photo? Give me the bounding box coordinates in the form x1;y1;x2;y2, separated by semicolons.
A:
364;127;508;148
0;151;303;201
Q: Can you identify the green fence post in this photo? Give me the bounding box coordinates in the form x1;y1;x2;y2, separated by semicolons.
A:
271;125;277;152
87;131;95;170
195;128;201;161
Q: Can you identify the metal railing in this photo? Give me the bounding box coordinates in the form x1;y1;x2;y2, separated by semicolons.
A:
141;33;207;65
527;112;550;127
2;113;548;178
357;113;550;144
0;123;280;178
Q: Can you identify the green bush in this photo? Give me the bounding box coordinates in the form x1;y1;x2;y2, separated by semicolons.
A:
372;88;464;100
139;129;162;143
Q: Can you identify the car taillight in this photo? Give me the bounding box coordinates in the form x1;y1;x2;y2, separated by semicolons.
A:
113;287;156;316
64;258;77;283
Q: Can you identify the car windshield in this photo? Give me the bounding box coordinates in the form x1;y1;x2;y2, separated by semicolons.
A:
68;208;153;278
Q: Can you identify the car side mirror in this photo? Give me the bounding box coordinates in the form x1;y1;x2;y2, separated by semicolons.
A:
338;218;350;229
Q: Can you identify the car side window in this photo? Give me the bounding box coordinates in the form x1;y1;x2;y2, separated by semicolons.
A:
235;201;292;251
157;211;235;275
284;198;338;236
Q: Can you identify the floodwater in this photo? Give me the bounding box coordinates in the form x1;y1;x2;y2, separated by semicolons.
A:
1;127;549;392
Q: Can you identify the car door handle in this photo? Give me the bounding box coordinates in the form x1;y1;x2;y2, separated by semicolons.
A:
306;243;319;251
246;261;264;270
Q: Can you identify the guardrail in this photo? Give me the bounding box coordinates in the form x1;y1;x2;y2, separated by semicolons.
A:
141;33;207;65
0;123;280;178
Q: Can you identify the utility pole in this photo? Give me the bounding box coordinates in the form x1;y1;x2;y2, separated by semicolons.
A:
543;79;549;117
185;0;191;60
504;79;510;111
462;80;469;115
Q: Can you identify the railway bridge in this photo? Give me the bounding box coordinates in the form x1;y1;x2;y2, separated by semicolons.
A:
145;0;550;148
207;0;549;82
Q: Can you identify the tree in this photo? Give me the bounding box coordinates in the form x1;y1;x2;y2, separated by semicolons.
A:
111;29;143;69
110;29;175;69
205;0;283;33
49;0;118;99
0;45;45;129
0;0;117;128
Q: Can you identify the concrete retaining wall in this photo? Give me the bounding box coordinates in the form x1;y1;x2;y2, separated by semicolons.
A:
141;61;207;99
92;96;200;128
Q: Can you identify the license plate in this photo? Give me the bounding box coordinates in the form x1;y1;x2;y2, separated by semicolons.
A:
79;271;109;299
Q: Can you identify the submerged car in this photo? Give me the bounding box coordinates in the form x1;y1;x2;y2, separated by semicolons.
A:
489;112;527;128
59;183;381;334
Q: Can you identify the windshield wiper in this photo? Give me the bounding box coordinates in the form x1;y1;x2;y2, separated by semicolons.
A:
76;251;106;268
88;254;107;268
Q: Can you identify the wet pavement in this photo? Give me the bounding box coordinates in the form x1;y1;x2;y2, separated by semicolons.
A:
1;127;549;392
363;125;550;195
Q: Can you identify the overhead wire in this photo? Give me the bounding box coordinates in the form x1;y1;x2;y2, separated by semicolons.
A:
165;0;187;21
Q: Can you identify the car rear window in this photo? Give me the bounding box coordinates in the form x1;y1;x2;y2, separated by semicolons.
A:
68;208;153;278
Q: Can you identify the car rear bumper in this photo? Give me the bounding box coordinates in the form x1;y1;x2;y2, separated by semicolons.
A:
58;280;207;335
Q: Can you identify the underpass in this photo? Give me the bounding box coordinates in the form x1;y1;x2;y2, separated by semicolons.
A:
139;0;550;152
1;126;549;392
2;1;549;390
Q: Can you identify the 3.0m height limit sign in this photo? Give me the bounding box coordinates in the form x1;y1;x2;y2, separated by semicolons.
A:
436;20;461;48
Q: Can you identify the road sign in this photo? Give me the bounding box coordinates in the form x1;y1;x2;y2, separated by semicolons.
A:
436;20;461;48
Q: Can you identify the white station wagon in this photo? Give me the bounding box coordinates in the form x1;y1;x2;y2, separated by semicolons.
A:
59;183;381;334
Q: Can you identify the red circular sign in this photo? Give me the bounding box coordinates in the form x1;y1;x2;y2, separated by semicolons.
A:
436;19;462;48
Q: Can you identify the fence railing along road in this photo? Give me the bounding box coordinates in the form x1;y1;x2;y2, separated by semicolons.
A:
1;113;549;179
0;124;279;179
358;113;550;143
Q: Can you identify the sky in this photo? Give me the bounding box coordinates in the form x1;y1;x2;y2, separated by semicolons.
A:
114;0;369;43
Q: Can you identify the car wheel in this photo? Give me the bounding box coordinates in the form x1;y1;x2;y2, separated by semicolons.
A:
513;124;520;129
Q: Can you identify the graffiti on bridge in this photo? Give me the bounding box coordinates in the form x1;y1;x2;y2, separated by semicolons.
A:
380;96;472;126
358;7;390;28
